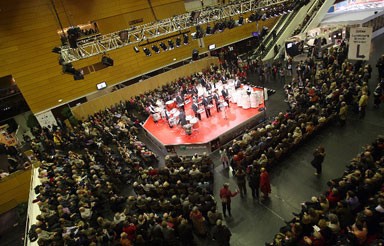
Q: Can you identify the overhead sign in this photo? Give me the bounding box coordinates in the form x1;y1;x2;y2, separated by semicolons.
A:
348;27;373;61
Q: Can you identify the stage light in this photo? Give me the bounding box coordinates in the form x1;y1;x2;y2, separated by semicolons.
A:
159;42;168;51
176;37;181;47
143;47;151;56
238;16;244;25
102;55;114;66
168;40;174;50
192;49;199;61
134;46;140;53
206;25;211;35
227;19;235;29
151;45;160;53
183;34;189;45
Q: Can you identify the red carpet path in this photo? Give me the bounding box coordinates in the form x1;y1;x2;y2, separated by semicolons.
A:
143;100;265;145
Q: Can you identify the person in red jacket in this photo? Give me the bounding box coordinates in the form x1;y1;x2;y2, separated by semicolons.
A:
260;168;271;199
219;183;238;217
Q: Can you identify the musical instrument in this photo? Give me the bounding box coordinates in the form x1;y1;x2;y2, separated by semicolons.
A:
250;91;258;108
186;115;193;123
241;92;251;109
166;100;176;111
173;110;180;118
169;117;177;126
152;113;161;122
190;117;199;129
183;124;192;135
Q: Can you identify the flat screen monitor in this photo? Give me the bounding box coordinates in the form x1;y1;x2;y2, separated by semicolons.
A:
97;81;107;90
208;44;216;50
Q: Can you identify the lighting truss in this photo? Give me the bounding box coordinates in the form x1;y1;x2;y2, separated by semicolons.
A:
60;0;290;64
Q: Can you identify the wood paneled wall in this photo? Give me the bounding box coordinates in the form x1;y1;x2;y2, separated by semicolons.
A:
72;57;219;120
0;0;279;114
0;169;31;214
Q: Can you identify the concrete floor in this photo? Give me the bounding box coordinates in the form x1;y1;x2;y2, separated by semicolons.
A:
208;34;384;245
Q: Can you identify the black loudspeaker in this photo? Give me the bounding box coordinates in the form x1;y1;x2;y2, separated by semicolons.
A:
102;56;114;66
192;49;199;61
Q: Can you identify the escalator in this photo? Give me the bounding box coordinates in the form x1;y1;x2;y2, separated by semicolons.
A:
259;0;329;60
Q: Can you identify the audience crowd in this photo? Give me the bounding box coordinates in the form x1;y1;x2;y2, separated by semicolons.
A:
9;13;383;246
269;136;384;245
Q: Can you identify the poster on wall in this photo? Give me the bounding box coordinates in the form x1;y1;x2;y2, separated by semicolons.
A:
347;27;373;61
35;111;58;129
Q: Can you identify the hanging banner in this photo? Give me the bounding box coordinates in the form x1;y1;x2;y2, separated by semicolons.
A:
347;27;372;61
35;111;58;129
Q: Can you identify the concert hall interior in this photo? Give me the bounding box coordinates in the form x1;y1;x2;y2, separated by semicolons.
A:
2;0;384;246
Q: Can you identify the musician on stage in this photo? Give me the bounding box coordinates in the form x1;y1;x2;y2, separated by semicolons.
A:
191;85;199;101
192;100;202;120
148;103;159;123
164;107;173;128
221;87;230;108
235;76;242;89
205;80;213;92
179;110;187;126
175;92;185;111
202;96;212;118
212;90;221;112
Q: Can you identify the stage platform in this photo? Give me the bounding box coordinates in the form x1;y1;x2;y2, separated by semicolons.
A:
142;89;266;155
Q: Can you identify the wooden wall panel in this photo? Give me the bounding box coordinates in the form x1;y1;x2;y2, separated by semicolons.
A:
151;0;186;19
153;3;186;20
72;57;219;119
96;15;127;34
59;0;152;24
0;0;279;114
0;170;31;214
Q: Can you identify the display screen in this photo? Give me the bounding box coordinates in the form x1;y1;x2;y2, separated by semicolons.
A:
97;81;107;90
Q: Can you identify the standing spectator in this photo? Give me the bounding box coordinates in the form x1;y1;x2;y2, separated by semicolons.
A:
373;82;383;108
219;183;238;217
376;55;384;79
189;206;207;236
311;146;326;176
260;168;271;200
287;60;293;77
248;164;260;199
358;91;369;118
212;219;232;246
235;168;247;198
219;147;229;169
279;67;286;84
177;219;194;246
338;102;348;126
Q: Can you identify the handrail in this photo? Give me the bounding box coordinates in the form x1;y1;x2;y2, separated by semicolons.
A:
24;162;41;246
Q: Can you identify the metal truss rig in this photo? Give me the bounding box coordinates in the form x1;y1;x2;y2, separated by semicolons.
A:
60;0;290;64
